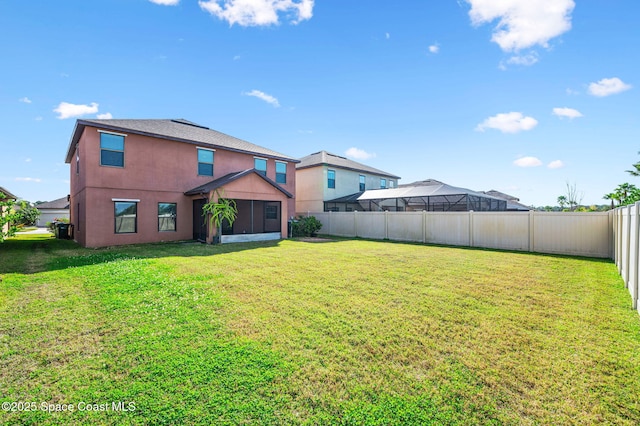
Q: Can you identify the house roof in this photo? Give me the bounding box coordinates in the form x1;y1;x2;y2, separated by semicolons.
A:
480;190;531;211
481;190;519;202
65;118;299;164
184;169;293;198
358;179;504;201
0;186;17;200
296;150;401;179
35;196;70;210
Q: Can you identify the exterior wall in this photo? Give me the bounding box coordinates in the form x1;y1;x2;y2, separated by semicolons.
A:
36;209;70;227
70;125;295;247
310;211;612;258
295;165;397;213
295;167;324;213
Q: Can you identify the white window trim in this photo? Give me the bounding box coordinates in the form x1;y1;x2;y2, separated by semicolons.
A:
112;198;140;202
98;130;128;137
197;147;215;152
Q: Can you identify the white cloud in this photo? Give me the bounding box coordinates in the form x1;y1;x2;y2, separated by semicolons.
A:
243;90;280;107
199;0;314;26
467;0;575;52
19;97;32;104
97;112;113;119
35;116;43;121
385;33;390;40
547;160;564;169
428;44;439;53
475;112;538;133
25;158;32;163
566;88;579;95
149;0;180;5
53;102;99;119
15;177;42;183
588;77;632;97
506;52;538;66
514;156;542;167
552;107;582;119
345;147;376;161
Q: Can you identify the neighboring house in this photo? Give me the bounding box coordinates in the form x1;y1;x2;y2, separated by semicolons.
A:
296;150;401;213
35;196;70;227
64;118;298;248
325;179;509;212
0;186;18;235
480;190;531;211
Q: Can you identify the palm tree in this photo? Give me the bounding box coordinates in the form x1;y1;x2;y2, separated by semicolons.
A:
603;192;617;209
627;151;640;176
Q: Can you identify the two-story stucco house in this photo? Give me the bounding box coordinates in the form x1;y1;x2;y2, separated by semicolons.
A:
64;119;298;248
295;151;400;213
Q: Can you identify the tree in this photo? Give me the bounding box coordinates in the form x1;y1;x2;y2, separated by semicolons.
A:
603;183;640;208
626;152;640;177
557;195;568;210
564;182;583;212
14;202;40;226
201;189;238;244
0;193;21;242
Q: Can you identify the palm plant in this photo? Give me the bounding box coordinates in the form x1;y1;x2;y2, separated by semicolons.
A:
202;189;238;244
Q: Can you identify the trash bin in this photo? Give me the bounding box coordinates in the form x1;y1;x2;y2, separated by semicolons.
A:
55;222;70;239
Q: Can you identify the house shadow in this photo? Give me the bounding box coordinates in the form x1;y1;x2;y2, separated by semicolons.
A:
0;235;290;275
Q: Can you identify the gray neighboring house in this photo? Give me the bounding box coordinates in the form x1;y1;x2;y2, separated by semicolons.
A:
480;190;531;211
35;196;70;227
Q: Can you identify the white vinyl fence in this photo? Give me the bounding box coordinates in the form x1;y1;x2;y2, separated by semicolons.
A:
612;202;640;314
306;210;613;258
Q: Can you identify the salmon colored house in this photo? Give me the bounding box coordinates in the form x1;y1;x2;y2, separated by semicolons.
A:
64;119;298;248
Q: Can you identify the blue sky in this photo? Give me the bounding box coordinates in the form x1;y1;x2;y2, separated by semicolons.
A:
0;0;637;207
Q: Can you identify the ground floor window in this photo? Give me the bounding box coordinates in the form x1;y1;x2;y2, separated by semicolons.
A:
115;201;137;233
158;202;177;232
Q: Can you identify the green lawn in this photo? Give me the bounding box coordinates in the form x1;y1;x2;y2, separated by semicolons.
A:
1;234;639;425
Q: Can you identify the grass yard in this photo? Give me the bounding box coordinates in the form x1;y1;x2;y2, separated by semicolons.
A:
1;234;640;425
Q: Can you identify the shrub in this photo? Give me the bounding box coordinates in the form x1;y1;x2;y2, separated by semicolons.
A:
291;215;323;237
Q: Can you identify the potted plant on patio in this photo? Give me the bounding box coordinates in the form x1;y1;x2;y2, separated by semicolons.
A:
202;189;238;244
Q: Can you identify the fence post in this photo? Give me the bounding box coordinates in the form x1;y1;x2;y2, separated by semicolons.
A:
469;210;474;247
354;210;358;238
328;210;332;236
626;206;632;288
620;208;624;272
528;210;535;252
384;210;389;239
422;210;427;244
633;203;640;309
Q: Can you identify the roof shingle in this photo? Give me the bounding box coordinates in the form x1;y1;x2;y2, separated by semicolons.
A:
65;119;298;164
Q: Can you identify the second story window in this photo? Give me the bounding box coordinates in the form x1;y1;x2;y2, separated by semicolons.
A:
359;175;366;192
380;178;386;189
328;170;336;189
389;180;395;188
197;148;214;176
100;132;125;167
255;158;267;176
75;146;80;174
276;161;287;184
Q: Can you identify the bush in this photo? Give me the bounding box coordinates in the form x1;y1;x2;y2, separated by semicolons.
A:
291;215;323;237
47;217;70;231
